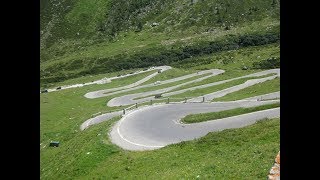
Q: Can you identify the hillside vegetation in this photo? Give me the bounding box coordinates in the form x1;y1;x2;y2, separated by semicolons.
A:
40;0;279;87
40;1;280;179
40;43;280;179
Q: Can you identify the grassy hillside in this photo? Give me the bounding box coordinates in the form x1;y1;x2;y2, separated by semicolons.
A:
40;1;280;179
41;111;279;179
40;42;280;179
41;0;279;46
40;0;279;87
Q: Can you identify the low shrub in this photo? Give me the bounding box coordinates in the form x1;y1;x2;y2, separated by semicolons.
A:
252;57;280;69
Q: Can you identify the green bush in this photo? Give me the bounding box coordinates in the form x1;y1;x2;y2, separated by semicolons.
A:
238;33;279;47
252;57;280;69
41;30;280;85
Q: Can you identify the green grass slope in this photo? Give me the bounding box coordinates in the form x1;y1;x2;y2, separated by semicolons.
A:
40;0;280;87
40;1;280;178
41;0;279;47
182;103;280;123
41;116;279;179
40;43;280;179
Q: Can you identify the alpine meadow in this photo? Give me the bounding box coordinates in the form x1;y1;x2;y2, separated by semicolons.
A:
40;0;280;179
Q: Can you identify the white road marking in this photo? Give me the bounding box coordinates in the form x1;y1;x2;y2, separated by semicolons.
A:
76;67;280;150
117;112;164;148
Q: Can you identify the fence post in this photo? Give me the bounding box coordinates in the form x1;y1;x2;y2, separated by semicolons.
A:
167;98;169;104
202;96;205;102
135;103;138;108
150;100;153;105
123;109;126;115
185;97;187;103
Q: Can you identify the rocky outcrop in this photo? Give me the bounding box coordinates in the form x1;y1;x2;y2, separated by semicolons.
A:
268;151;280;180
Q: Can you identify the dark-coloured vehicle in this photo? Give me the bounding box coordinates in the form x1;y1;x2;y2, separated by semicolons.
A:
49;141;60;147
56;86;61;90
154;94;162;98
41;89;48;93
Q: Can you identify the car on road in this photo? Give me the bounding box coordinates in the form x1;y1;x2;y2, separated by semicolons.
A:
56;86;61;90
154;93;162;98
41;89;48;93
49;141;60;147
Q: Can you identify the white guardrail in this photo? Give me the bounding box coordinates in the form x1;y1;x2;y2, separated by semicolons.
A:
90;96;206;118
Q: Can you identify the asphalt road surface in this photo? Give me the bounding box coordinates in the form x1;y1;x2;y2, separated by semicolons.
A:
42;66;171;93
109;101;280;151
107;69;279;106
79;66;280;151
85;68;224;99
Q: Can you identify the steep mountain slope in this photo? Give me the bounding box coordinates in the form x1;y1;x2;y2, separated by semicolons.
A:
40;0;279;87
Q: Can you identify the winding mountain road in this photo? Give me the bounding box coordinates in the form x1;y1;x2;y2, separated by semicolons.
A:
107;69;279;106
85;68;224;99
79;66;280;151
110;102;279;151
42;66;171;93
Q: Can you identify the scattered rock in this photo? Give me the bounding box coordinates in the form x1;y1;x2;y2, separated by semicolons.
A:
151;22;159;27
268;151;280;180
275;152;280;164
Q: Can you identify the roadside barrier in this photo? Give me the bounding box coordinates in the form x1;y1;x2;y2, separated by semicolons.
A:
91;96;206;118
